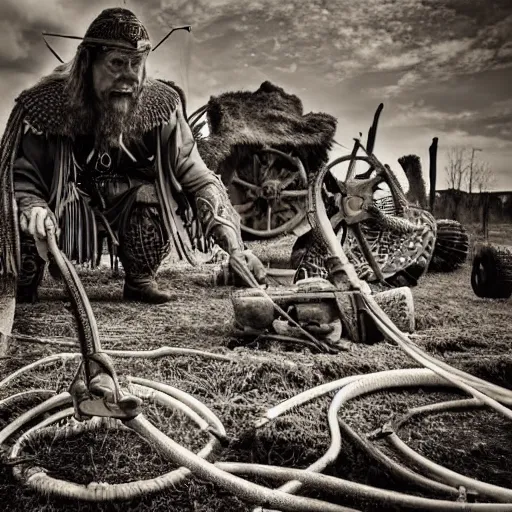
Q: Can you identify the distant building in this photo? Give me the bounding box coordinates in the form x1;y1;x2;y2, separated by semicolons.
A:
434;189;512;223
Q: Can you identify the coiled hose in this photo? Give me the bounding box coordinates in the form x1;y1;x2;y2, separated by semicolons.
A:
1;152;512;511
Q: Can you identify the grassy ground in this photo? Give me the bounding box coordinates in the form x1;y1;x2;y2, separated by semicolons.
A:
0;224;511;511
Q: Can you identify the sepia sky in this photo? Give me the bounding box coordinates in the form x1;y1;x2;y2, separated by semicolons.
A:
0;0;511;191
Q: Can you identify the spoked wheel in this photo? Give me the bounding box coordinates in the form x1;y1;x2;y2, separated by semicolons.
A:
292;153;384;275
229;149;308;239
323;154;395;283
293;149;435;287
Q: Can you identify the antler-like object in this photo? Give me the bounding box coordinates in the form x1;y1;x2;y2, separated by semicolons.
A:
319;138;422;286
152;26;192;52
42;25;193;62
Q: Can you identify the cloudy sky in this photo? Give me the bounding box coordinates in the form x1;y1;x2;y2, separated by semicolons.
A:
0;0;511;191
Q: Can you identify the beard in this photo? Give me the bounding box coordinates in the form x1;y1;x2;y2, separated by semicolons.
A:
94;92;140;151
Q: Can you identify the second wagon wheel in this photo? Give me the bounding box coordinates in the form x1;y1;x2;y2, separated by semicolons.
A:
294;140;436;288
229;148;308;239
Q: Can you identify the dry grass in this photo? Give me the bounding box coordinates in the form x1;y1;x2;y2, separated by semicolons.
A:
0;224;511;511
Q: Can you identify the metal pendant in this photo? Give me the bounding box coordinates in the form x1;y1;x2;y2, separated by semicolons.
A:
95;151;112;174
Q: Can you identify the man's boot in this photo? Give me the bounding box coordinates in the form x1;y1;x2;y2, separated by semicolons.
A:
17;234;46;303
119;206;174;304
123;275;175;304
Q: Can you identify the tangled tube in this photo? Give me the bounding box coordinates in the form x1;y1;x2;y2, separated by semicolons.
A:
2;147;512;510
4;382;224;502
1;377;359;512
251;369;512;512
3;365;512;510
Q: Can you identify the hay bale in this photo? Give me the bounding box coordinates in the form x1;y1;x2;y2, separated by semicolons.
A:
398;154;428;209
429;219;469;272
471;243;512;299
196;81;337;184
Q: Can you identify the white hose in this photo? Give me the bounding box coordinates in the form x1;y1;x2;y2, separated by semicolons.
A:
127;414;360;512
271;368;512;501
5;382;220;502
219;462;512;511
0;389;55;408
0;348;296;391
387;433;512;502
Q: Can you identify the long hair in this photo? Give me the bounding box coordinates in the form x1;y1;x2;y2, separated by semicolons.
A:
37;45;97;136
65;46;96;109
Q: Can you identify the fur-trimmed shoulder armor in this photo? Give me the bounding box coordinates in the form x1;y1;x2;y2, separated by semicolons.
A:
15;77;182;137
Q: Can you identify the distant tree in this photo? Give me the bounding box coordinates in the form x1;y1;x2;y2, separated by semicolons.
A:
444;146;470;220
470;160;495;193
469;160;496;232
444;147;496;222
444;146;468;191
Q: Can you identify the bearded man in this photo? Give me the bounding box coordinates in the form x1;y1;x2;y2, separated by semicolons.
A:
0;8;265;304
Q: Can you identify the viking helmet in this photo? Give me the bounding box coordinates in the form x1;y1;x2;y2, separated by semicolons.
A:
41;8;191;62
81;8;151;52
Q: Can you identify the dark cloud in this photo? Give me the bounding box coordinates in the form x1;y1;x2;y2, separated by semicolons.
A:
0;0;166;71
0;0;511;189
0;1;165;117
0;1;64;71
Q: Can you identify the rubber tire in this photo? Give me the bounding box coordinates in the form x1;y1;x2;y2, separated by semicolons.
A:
429;219;469;273
471;244;512;299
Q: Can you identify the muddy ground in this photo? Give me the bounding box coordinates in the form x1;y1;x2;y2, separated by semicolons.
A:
0;224;511;511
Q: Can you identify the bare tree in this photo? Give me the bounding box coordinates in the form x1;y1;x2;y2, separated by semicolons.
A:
471;160;495;193
470;161;495;236
445;147;494;193
445;146;469;190
442;146;494;221
444;146;473;221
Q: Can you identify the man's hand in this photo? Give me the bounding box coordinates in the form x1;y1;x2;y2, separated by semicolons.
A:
19;206;58;239
229;249;267;287
19;206;59;262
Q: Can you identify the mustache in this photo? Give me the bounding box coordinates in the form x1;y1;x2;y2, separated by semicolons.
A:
108;81;141;95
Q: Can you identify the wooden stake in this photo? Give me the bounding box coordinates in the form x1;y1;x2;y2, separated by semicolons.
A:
428;137;438;213
366;103;384;155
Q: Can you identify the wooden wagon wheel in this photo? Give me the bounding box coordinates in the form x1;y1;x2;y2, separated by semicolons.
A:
328;146;439;288
229;148;308;239
292;137;435;288
187;109;308;238
325;154;388;280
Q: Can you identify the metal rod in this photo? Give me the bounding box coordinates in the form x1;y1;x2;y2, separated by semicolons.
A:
152;26;192;52
42;32;84;41
42;35;65;63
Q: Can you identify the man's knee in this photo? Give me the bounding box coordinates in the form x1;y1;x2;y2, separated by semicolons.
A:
118;205;170;277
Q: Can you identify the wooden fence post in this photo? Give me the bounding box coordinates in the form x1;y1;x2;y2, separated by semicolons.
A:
482;193;490;241
429;137;438;213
